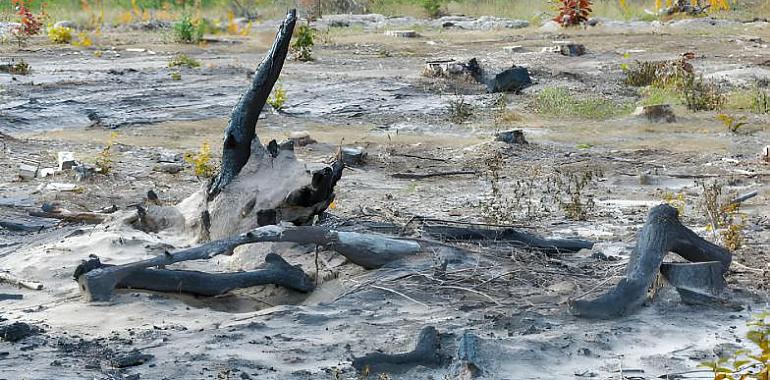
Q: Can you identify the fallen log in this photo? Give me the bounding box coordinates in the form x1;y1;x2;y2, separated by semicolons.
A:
75;253;314;302
569;204;731;319
0;271;43;290
75;225;422;301
392;170;476;179
421;223;593;254
352;326;447;374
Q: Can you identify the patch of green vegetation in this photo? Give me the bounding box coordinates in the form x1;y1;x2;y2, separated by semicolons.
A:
168;53;201;68
682;75;724;111
267;82;287;110
640;86;681;106
534;87;633;120
47;25;73;44
291;23;314;62
724;87;770;114
173;13;205;44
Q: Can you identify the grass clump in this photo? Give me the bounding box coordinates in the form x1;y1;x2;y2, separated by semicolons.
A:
682;75;724;111
267;83;287;110
47;25;72;44
534;87;632;120
640;86;681;106
184;141;216;178
447;95;474;123
168;53;200;68
173;13;204;44
291;23;314;62
724;87;770;114
95;132;119;174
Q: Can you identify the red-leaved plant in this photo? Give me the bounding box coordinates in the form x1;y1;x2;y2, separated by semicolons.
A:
553;0;593;27
10;0;43;46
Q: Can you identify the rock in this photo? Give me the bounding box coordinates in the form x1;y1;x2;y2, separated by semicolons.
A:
633;104;676;123
384;30;418;38
422;59;480;79
18;162;38;181
503;45;524;53
43;183;81;192
157;151;181;163
539;20;561;32
288;131;317;147
38;168;56;178
0;322;39;342
485;66;531;93
53;20;76;29
340;147;367;166
57;152;77;170
762;145;769;163
495;130;528;144
154;163;183;174
73;164;96;181
558;43;586;56
113;349;153;368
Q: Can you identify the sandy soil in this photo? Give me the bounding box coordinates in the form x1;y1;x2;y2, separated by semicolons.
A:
0;15;769;380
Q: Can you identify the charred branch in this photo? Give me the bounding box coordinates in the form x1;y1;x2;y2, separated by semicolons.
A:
421;223;593;254
569;204;731;319
75;253;313;301
352;326;447;374
75;225;421;301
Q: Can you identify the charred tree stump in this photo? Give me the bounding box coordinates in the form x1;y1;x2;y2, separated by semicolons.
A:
75;253;314;301
208;9;297;199
75;225;422;302
569;204;731;319
352;326;447;374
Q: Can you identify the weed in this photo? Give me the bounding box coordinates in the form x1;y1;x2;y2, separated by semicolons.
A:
225;9;250;35
10;0;43;46
716;113;747;134
750;89;770;113
421;0;445;18
47;24;72;44
170;71;182;80
701;311;770;379
95;132;118;174
492;94;522;126
682;75;724;111
1;59;31;75
553;0;593;27
480;151;517;224
72;31;93;47
291;23;314;62
534;87;632;120
699;181;745;251
173;13;204;44
551;169;601;221
624;59;693;88
267;83;287;111
168;53;200;68
447;95;473;124
184;141;215;178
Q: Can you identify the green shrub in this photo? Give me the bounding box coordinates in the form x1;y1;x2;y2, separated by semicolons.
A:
173;13;204;44
291;23;314;62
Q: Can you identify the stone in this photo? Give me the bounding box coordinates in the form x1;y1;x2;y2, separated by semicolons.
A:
558;43;586;56
18;162;38;181
53;20;76;29
73;164;96;182
340;147;367;166
288;131;317;147
384;30;418;38
43;183;80;192
486;66;531;93
633;104;676;123
495;130;528;144
57;152;76;171
154;162;184;174
503;45;524;53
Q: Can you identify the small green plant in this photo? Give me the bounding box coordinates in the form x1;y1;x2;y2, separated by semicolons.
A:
701;311;770;379
421;0;445;18
750;88;770;113
170;71;182;80
173;13;204;44
682;75;724;111
267;83;287;110
47;25;72;44
95;132;118;174
291;23;314;62
447;95;473;123
168;53;201;68
185;141;215;178
716;113;747;134
1;60;31;75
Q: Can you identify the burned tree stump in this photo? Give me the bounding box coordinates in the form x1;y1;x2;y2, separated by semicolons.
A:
352;326;447;374
569;204;731;319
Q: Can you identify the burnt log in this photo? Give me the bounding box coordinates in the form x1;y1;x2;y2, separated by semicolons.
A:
75;225;422;302
75;253;313;301
208;9;297;199
352;326;447;374
569;204;731;319
421;223;593;254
